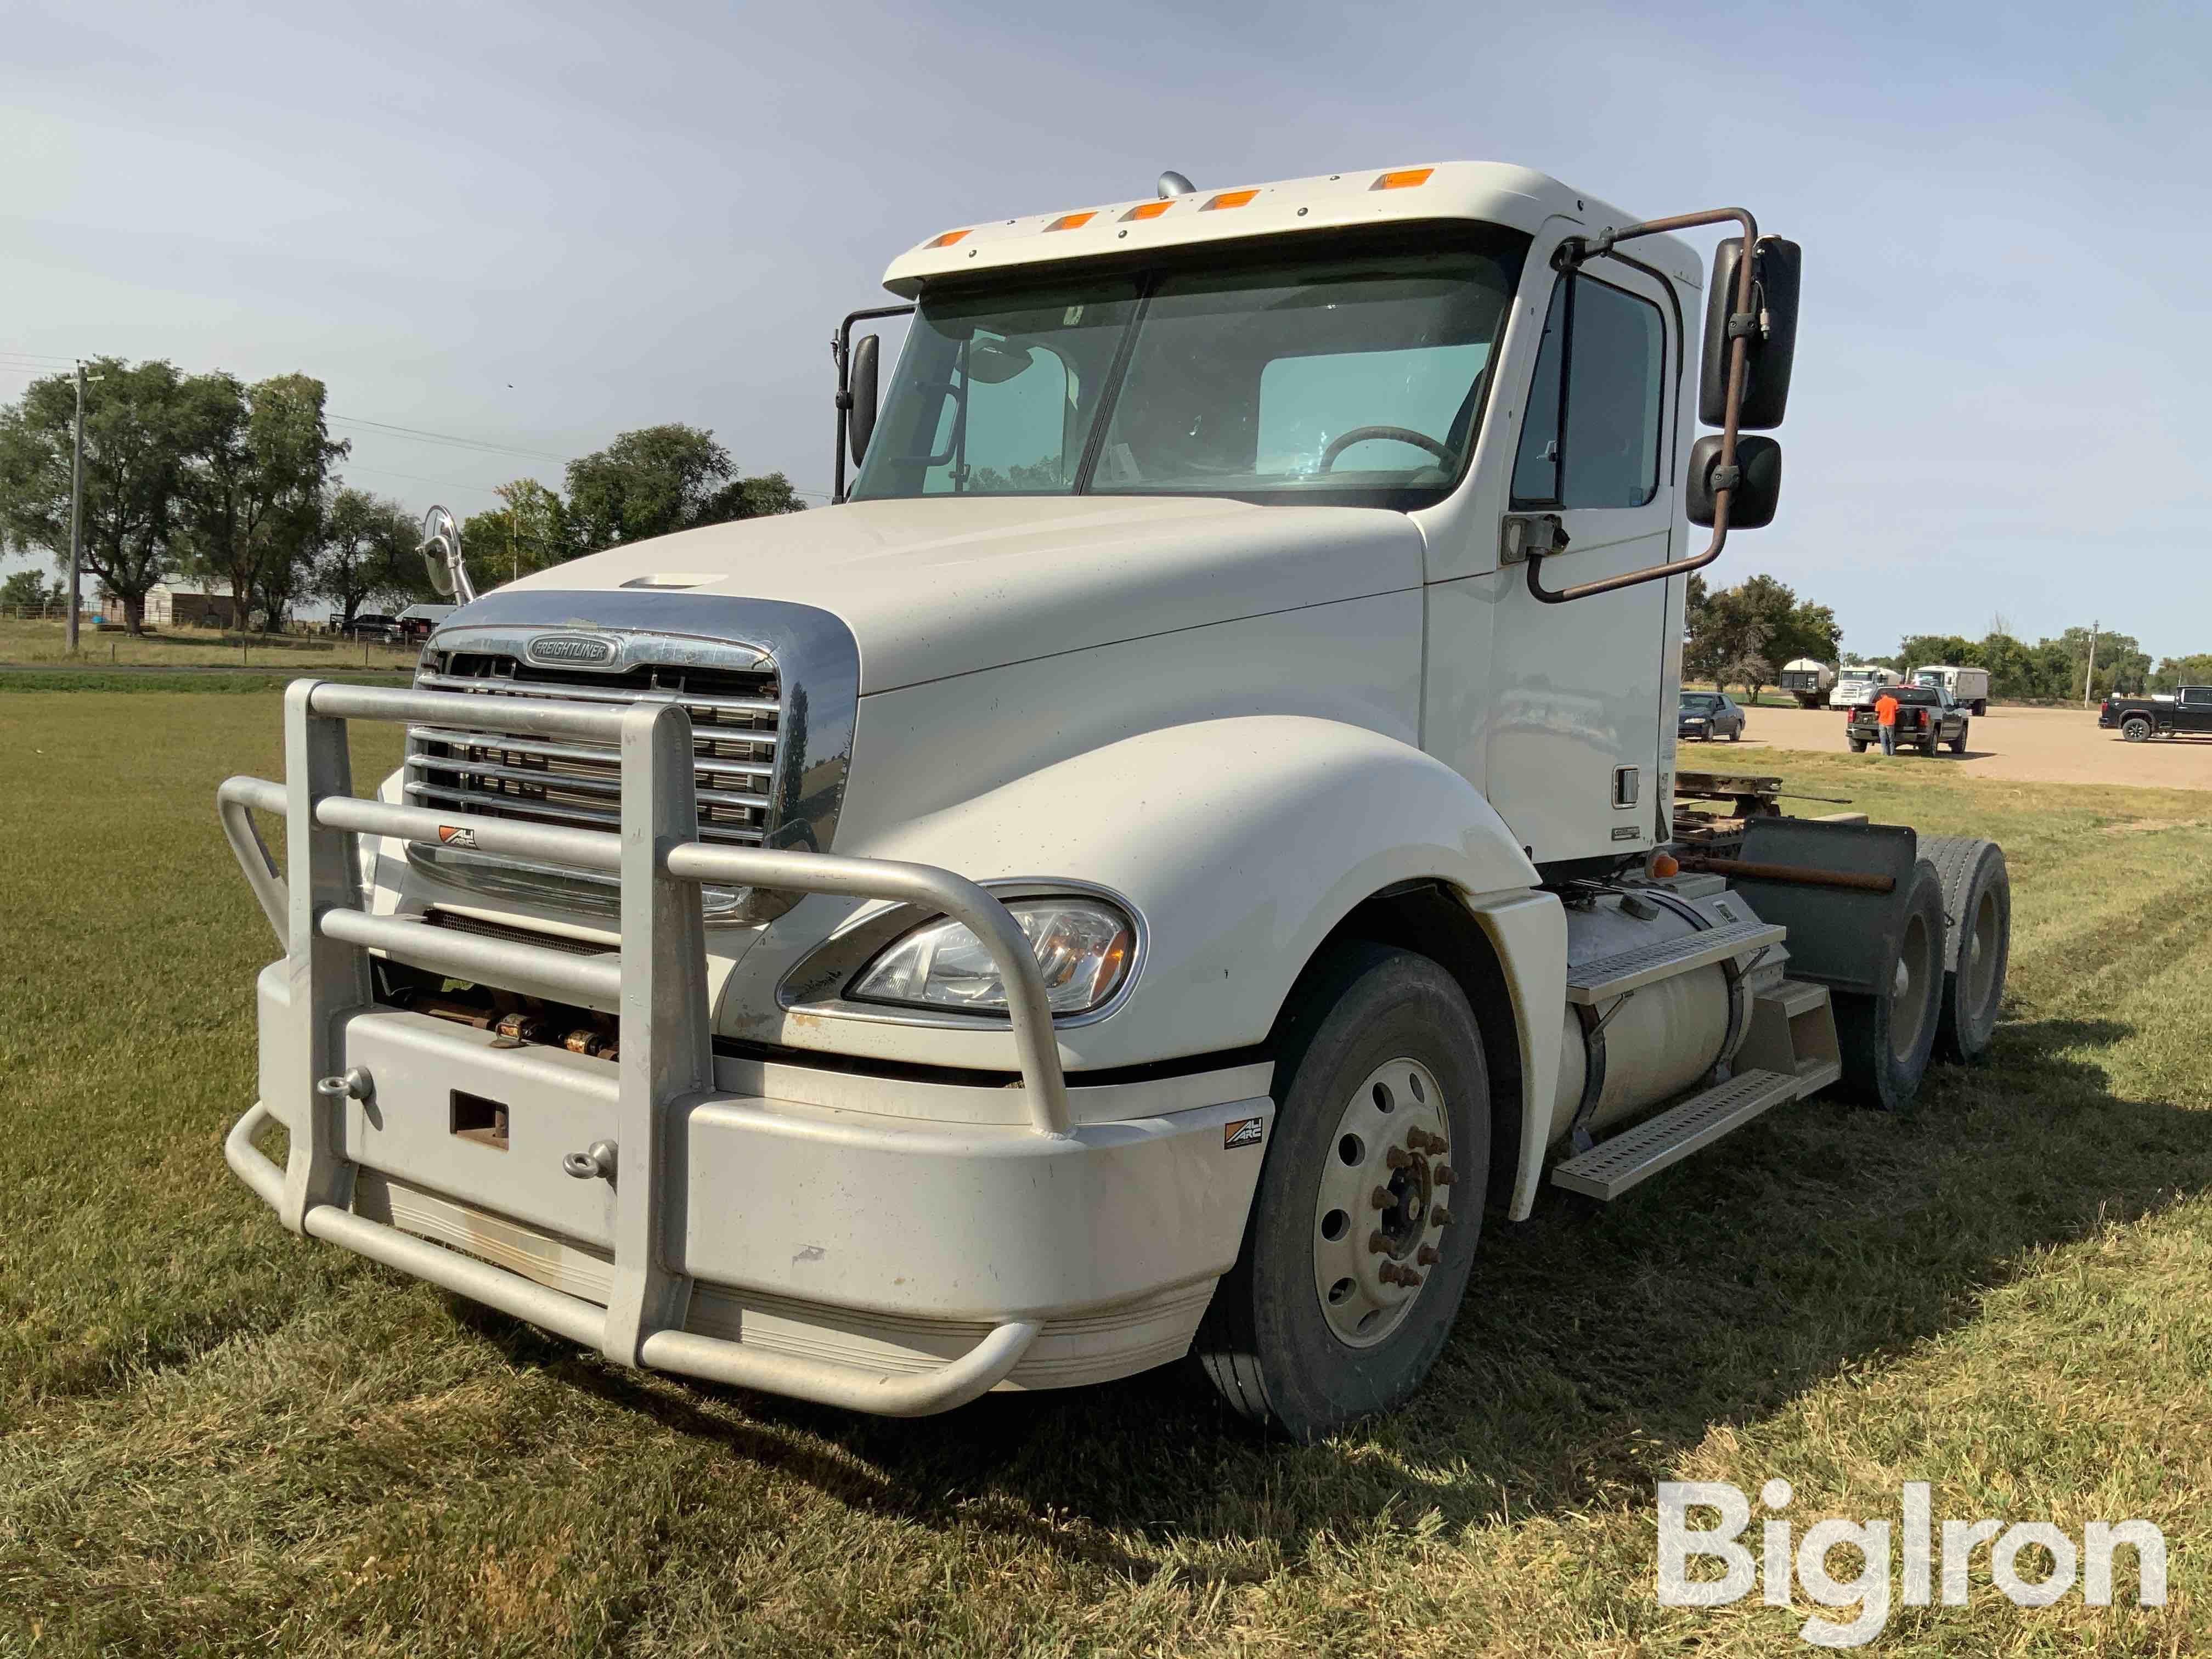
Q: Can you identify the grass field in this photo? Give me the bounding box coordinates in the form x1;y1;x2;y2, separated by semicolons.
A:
0;615;417;672
4;692;2209;1655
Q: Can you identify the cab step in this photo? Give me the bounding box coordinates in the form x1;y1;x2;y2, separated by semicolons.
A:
1565;916;1786;1003
1550;1067;1799;1200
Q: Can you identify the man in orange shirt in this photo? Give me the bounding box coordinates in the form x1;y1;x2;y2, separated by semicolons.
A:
1873;688;1900;755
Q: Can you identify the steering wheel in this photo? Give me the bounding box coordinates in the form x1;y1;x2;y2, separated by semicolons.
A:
1318;426;1452;472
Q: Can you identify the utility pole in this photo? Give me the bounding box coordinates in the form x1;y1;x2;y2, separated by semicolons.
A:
65;362;87;653
2083;619;2100;707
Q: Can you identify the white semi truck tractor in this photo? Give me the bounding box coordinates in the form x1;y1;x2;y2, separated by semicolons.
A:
219;162;2011;1440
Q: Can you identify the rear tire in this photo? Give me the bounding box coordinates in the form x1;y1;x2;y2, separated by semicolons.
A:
1193;943;1489;1442
1831;859;1946;1111
2123;714;2153;742
1972;699;1988;715
1728;725;1741;742
1920;836;2010;1063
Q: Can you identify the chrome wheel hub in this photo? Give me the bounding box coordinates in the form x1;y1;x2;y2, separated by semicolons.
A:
1311;1057;1456;1348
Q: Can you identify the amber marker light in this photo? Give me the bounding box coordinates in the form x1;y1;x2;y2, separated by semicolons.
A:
1119;200;1174;221
1200;189;1259;211
923;229;972;249
1044;211;1096;232
1372;167;1435;190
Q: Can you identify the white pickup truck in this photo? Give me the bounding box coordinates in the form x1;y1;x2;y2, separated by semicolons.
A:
221;161;2011;1440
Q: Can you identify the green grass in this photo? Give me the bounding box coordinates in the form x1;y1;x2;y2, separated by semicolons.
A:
3;697;2208;1654
0;615;417;672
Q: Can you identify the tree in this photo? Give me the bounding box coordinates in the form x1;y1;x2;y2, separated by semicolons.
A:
309;487;422;627
1683;573;1838;699
1;567;60;612
0;358;201;633
461;478;568;590
180;372;347;633
2154;654;2212;692
1897;635;1982;673
565;425;803;555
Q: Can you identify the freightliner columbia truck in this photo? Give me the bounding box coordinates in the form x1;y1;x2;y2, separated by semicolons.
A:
219;162;2013;1440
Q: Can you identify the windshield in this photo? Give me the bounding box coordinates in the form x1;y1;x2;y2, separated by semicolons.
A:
850;232;1527;511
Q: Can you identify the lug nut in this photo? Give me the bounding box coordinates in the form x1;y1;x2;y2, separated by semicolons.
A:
1398;1268;1424;1288
1370;1186;1392;1210
1407;1129;1442;1154
1385;1146;1412;1171
1432;1207;1454;1227
1434;1163;1458;1186
1417;1245;1439;1266
1368;1231;1390;1255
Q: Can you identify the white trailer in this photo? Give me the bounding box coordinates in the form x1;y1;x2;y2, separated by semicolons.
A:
1912;664;1990;715
219;162;2012;1440
1779;657;1836;708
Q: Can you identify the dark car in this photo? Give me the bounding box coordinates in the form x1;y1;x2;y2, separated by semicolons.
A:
1678;691;1746;742
2100;686;2212;741
1847;685;1968;755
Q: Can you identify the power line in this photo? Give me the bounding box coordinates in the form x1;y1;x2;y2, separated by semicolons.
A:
326;413;574;465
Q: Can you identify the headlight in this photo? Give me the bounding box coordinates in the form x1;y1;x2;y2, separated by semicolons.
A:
849;896;1135;1016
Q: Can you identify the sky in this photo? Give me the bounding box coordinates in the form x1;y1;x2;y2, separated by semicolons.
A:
3;0;2208;662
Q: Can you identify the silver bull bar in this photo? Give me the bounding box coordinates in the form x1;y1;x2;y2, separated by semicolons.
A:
217;680;1074;1414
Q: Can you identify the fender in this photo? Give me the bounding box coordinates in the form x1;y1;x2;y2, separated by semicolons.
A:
756;714;1558;1081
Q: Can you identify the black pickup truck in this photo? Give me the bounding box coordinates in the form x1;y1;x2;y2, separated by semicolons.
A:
1846;684;1969;755
2100;687;2212;741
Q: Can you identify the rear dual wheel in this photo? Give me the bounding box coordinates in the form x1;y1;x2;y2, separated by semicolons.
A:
1832;860;1946;1111
1194;944;1488;1441
1921;836;2010;1063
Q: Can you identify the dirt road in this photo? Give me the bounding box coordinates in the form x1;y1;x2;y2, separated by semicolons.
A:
1680;702;2212;791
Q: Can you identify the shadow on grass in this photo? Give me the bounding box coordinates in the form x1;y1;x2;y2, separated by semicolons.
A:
449;1011;2201;1579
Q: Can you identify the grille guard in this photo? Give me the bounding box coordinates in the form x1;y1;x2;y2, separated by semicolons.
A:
217;679;1073;1414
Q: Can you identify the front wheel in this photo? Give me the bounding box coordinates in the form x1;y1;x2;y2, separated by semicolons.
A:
1948;723;1968;754
2123;715;2153;742
1848;737;1867;752
1193;943;1489;1441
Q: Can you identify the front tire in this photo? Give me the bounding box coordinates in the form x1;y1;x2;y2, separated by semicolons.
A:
1194;943;1489;1441
1948;722;1968;754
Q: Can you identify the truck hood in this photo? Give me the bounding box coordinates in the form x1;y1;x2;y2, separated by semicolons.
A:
496;495;1425;694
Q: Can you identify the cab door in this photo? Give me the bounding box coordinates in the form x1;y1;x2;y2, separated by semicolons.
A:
1480;253;1685;865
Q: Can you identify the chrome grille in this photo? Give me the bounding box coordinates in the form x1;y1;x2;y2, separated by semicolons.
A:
406;650;781;911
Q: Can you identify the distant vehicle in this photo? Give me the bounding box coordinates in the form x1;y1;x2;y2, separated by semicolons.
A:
346;612;401;642
1829;664;1900;709
2100;686;2212;742
1847;684;1968;755
1911;664;1989;716
1678;690;1746;742
1778;658;1836;708
395;603;458;642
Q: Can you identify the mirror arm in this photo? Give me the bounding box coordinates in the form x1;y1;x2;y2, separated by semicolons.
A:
833;303;915;503
1528;207;1759;606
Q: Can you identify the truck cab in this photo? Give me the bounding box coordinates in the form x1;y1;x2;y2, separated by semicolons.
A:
219;162;2007;1441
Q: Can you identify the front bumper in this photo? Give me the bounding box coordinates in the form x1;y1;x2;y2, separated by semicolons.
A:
219;681;1271;1415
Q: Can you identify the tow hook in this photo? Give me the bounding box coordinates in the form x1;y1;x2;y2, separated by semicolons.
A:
315;1068;374;1104
562;1139;618;1183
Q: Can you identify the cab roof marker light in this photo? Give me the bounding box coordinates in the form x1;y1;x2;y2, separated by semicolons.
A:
1044;211;1097;232
1200;189;1259;211
1372;167;1434;191
923;229;972;249
1119;200;1174;221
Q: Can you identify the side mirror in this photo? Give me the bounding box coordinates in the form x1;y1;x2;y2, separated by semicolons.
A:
1699;236;1801;430
417;505;473;603
848;334;880;467
1686;434;1781;529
